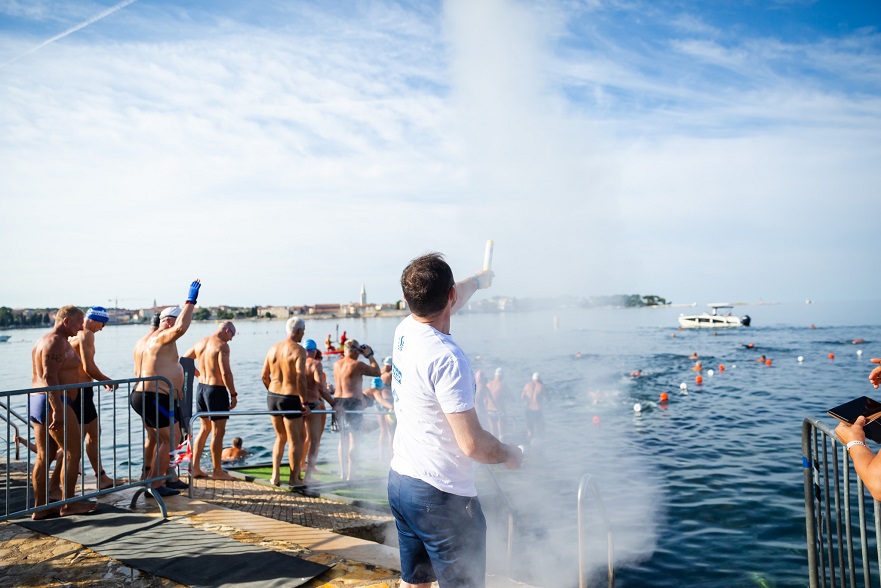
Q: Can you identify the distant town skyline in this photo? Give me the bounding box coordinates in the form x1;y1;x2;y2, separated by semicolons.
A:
2;1;879;308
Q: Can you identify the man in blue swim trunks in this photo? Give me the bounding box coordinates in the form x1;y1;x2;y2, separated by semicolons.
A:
184;321;238;481
389;253;522;587
68;306;116;490
261;317;311;486
30;305;98;518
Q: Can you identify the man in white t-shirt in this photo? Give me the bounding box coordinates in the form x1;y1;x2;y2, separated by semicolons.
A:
388;252;523;588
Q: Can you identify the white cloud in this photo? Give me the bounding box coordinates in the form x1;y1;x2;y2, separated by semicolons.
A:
0;0;879;308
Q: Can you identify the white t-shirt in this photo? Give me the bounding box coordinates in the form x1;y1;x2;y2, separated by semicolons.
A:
389;314;477;497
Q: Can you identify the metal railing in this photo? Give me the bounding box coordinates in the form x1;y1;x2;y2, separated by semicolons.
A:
803;416;881;587
481;465;516;578
577;473;615;588
0;399;28;460
2;376;178;521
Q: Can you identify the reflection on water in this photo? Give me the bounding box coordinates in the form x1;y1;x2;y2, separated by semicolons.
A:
1;299;880;585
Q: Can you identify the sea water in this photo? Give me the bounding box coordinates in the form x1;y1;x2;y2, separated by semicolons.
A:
1;299;879;586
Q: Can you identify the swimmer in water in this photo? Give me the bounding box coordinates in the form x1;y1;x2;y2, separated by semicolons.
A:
221;437;250;462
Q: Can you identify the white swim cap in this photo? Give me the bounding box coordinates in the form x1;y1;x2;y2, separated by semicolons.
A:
159;306;182;319
532;372;540;381
495;367;503;376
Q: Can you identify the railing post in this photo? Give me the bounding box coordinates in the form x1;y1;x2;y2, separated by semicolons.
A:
577;473;614;588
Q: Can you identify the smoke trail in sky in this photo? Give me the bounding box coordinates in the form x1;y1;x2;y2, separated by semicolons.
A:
0;0;137;69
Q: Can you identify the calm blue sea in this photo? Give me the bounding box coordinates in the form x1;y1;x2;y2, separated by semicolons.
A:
1;299;879;587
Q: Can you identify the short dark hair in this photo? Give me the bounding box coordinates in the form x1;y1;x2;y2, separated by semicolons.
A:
401;253;454;317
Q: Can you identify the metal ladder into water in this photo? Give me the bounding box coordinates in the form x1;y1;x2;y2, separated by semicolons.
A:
482;467;615;587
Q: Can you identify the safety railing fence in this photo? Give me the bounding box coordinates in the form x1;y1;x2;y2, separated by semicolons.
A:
803;417;881;588
2;376;178;521
0;399;28;460
577;473;615;588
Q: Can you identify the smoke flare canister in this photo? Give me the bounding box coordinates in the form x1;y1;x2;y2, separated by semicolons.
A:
483;240;494;271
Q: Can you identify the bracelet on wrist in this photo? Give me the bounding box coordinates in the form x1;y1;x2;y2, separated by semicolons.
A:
473;274;481;289
846;440;868;452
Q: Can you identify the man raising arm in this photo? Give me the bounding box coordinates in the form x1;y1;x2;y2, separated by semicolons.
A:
131;279;200;497
389;253;522;588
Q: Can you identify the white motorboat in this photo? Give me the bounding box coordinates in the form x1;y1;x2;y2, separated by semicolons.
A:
678;304;751;329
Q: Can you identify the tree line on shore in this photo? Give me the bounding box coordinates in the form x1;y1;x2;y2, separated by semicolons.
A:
0;305;278;328
1;294;668;329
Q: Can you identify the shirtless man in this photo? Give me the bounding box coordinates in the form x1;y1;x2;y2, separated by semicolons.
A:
68;306;116;490
184;321;237;481
131;279;200;497
521;372;545;441
301;338;341;484
332;339;380;480
261;317;311;486
485;367;508;438
30;305;96;518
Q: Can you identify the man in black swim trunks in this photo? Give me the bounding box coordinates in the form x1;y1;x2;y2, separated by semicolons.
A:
261;317;311;486
131;280;200;497
69;306;116;490
184;321;238;481
332;338;381;480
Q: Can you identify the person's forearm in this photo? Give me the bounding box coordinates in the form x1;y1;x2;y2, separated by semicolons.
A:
320;387;336;406
87;361;111;383
47;390;64;415
849;444;881;500
451;276;479;314
469;433;518;465
222;371;237;397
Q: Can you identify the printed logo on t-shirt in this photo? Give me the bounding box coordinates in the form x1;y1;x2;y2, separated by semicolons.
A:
397;335;405;351
392;364;402;384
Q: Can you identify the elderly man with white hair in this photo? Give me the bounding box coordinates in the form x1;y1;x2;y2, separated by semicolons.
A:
261;317;311;486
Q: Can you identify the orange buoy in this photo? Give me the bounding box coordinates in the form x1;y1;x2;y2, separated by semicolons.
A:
718;364;725;371
765;359;772;366
828;353;835;360
659;392;669;402
696;375;703;384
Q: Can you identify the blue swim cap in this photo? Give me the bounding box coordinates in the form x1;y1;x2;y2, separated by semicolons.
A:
373;377;383;388
86;306;109;323
303;339;317;351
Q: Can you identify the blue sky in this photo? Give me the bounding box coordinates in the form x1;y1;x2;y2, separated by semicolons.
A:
1;0;879;309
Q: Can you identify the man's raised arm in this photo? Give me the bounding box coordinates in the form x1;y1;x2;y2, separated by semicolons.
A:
451;269;494;315
155;279;201;344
